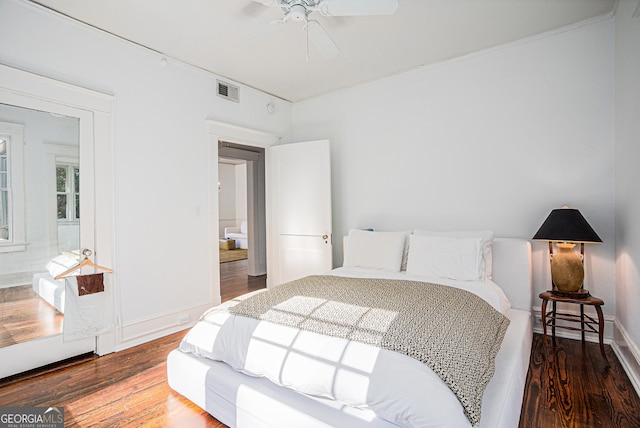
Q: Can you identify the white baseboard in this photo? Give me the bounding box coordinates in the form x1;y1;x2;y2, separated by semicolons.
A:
116;303;211;351
611;320;640;397
0;271;39;288
531;306;615;344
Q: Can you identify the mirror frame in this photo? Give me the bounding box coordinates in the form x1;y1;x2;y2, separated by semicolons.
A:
0;64;116;360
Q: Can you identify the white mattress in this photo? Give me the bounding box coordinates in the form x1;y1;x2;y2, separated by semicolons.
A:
32;272;65;313
168;307;532;428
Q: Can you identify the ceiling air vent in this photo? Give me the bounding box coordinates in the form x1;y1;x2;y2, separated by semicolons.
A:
217;80;239;102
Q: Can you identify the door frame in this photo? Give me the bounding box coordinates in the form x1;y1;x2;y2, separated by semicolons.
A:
206;120;279;305
0;64;115;378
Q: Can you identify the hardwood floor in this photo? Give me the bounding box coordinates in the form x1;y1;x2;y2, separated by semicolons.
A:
519;334;640;428
0;284;63;348
0;260;263;349
0;328;220;427
1;266;639;427
0;259;264;426
220;258;266;302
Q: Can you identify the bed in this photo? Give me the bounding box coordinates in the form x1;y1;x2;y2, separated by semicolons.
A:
167;232;532;428
31;253;80;313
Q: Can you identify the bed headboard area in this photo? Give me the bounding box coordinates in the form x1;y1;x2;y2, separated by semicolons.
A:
342;233;533;313
491;238;532;312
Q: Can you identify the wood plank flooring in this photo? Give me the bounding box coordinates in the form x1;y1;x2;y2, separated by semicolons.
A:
220;258;266;302
0;327;220;427
0;284;63;348
1;264;639;427
519;334;640;427
0;256;264;349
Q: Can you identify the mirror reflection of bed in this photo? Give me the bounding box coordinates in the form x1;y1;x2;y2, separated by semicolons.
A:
0;103;80;350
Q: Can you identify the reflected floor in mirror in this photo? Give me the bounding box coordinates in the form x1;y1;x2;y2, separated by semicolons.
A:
0;285;63;348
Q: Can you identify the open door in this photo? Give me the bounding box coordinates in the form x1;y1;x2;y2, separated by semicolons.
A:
266;140;332;287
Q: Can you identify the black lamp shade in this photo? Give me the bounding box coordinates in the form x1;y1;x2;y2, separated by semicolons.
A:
533;208;602;243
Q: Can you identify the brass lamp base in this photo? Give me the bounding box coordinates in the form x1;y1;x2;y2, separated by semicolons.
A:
551;288;591;299
550;243;584;292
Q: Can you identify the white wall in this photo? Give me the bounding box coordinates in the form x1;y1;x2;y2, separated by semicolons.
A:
292;18;616;315
218;163;237;237
0;0;291;346
218;162;247;238
614;0;640;389
236;163;248;221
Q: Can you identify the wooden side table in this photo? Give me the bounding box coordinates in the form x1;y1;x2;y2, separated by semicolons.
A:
539;291;608;365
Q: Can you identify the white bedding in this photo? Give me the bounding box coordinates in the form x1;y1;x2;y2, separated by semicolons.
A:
326;267;511;314
169;308;531;428
32;272;66;313
31;253;80;313
179;268;513;427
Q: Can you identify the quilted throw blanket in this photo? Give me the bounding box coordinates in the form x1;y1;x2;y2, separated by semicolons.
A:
229;275;510;426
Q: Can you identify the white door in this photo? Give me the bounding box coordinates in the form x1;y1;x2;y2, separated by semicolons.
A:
267;140;332;287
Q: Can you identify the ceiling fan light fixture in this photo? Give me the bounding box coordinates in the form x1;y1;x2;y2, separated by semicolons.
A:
288;4;308;21
251;0;398;60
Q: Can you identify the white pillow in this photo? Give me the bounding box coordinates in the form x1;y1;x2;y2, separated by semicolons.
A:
406;235;483;281
413;229;494;280
46;254;80;278
343;229;409;272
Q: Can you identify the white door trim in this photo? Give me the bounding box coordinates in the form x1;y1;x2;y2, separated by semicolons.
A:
206;119;280;304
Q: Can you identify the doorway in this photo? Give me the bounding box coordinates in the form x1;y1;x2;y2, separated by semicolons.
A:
218;142;266;301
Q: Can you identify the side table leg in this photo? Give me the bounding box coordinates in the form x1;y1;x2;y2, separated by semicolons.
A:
594;304;609;365
581;304;585;344
541;299;548;347
551;301;557;346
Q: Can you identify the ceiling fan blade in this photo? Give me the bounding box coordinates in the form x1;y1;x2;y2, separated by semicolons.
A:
306;20;340;59
247;19;286;45
319;0;398;16
241;2;269;17
252;0;280;6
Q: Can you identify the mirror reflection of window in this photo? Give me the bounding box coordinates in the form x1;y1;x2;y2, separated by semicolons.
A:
0;120;26;247
56;163;80;222
0;138;8;240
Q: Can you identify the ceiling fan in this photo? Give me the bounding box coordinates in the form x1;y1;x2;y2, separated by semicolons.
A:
251;0;399;59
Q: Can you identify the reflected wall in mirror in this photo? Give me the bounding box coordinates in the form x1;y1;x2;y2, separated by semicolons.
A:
0;103;79;349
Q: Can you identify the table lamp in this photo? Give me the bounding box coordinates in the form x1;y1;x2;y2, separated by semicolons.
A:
533;206;602;298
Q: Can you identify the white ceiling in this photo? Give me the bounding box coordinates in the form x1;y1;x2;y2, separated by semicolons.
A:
30;0;616;102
